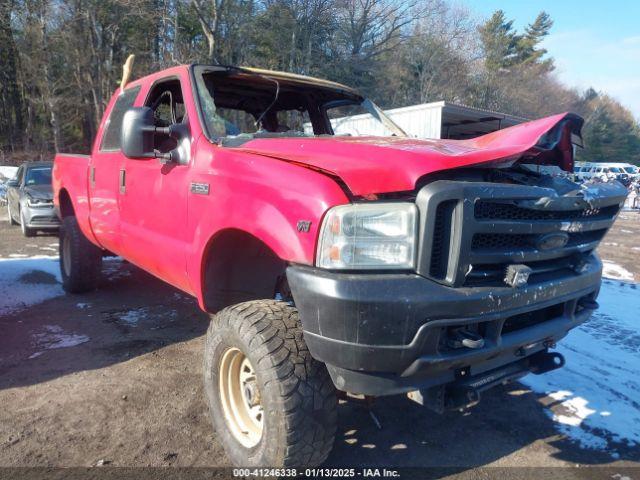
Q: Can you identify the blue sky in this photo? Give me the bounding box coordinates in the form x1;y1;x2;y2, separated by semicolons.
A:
464;0;640;118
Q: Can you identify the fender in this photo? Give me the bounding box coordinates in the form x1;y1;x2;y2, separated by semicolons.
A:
185;142;349;309
52;154;100;246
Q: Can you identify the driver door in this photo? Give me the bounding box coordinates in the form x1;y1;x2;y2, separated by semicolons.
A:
118;76;192;291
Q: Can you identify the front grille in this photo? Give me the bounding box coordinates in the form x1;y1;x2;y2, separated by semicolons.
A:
475;201;619;222
465;257;577;286
416;180;624;287
29;202;54;209
31;216;58;224
471;230;607;251
430;200;456;278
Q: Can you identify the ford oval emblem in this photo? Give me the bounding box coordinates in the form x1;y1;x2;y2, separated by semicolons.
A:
535;232;569;251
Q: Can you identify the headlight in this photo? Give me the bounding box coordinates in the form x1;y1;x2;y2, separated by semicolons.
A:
316;203;417;269
27;197;50;207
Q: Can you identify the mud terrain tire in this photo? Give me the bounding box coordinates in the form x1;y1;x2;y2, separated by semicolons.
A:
203;300;337;467
59;215;102;293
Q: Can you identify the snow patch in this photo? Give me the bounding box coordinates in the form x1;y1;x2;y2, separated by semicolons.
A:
522;279;640;451
119;307;148;326
548;391;596;427
30;325;89;358
601;261;635;281
0;256;63;315
0;166;18;180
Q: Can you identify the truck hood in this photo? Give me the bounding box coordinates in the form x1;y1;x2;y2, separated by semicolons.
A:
234;112;583;196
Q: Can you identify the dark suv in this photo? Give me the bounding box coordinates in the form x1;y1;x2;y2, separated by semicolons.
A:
6;161;60;237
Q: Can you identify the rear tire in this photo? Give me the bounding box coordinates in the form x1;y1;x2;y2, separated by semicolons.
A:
59;216;103;293
20;209;35;237
203;300;337;467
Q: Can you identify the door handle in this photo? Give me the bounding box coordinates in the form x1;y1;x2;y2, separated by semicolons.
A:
90;166;96;188
119;169;126;194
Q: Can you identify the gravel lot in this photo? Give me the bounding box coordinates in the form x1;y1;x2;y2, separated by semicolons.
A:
0;210;639;477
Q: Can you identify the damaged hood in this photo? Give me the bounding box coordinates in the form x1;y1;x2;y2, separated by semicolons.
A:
23;184;53;200
233;112;583;196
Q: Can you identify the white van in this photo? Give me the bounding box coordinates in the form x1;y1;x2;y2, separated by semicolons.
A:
574;162;638;183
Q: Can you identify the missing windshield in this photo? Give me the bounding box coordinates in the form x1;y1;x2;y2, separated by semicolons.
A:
192;66;406;145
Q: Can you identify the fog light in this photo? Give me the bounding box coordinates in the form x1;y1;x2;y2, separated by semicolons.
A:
504;264;532;287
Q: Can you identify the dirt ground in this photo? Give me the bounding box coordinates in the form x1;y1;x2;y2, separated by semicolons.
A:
0;211;639;478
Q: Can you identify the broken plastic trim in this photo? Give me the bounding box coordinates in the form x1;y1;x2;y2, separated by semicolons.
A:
515;181;628;211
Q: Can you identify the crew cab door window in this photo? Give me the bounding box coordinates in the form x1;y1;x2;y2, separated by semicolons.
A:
100;86;141;151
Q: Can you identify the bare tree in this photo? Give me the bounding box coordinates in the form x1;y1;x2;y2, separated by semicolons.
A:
191;0;221;62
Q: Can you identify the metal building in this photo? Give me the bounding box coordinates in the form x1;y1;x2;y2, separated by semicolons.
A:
330;101;528;140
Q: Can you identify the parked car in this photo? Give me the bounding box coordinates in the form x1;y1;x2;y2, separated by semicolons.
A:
617;163;640;185
574;162;638;185
52;64;627;468
6;161;60;237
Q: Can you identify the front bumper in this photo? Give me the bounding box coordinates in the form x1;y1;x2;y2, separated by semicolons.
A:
287;254;602;396
22;203;60;229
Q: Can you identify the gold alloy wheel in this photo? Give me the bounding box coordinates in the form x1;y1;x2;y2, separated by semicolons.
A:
219;347;264;448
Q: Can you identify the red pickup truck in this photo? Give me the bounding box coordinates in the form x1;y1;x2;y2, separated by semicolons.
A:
53;64;627;467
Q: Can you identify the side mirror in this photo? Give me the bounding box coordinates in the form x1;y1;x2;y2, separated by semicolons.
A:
6;179;19;188
121;106;190;165
121;107;156;159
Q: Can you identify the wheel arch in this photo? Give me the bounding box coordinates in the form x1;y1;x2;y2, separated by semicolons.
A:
200;228;288;313
58;188;75;218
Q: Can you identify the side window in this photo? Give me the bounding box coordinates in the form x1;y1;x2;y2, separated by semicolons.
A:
144;78;186;153
100;86;141;152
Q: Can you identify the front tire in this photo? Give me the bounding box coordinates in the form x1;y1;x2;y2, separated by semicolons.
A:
20;209;35;237
7;203;18;225
59;216;103;293
204;300;337;467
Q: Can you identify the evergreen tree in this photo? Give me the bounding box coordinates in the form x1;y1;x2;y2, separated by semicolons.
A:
478;10;519;71
516;11;554;71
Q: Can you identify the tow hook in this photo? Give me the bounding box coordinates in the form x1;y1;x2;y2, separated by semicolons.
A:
447;329;485;350
528;351;565;375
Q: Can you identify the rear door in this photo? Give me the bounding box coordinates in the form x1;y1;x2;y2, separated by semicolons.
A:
88;86;141;253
